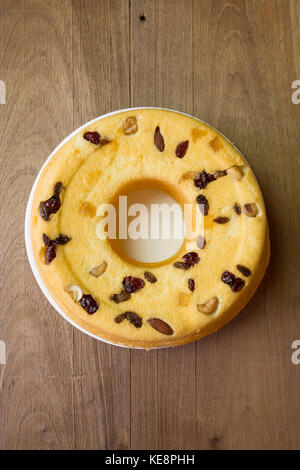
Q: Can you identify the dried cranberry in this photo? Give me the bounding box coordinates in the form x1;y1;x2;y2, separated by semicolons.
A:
42;233;52;247
80;294;99;314
125;311;142;328
231;277;245;292
122;276;145;293
83;131;101;145
188;279;195;291
237;265;252;277
54;234;71;245
154;126;165;151
194;171;216;189
45;243;56;264
182;252;200;266
196;194;209;216
53;182;63;195
214;217;230;224
175;140;189;158
221;271;235;286
110;290;131;303
173;261;191;270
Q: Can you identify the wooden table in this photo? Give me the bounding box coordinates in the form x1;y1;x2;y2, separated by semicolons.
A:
0;0;299;450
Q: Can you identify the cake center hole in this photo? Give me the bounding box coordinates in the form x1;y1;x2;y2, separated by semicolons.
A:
110;186;186;265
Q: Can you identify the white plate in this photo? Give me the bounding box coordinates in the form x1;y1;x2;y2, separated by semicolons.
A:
25;107;250;348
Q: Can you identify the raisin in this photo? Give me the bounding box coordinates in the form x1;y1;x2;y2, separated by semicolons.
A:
214;217;230;224
182;252;200;266
196;194;209;216
144;271;157;283
175;140;189;158
110;290;131;303
197;235;206;249
221;271;235;286
122;276;145;293
54;234;71;245
114;313;126;324
233;203;241;215
42;233;52;247
45;243;56;264
173;261;191;270
83;131;101;145
188;279;195;292
80;294;99;314
154;126;165;151
53;181;63;195
125;311;143;328
237;264;252;277
231;277;245;292
194;171;215;189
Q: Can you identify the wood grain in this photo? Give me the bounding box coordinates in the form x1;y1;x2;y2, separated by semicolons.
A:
0;0;299;450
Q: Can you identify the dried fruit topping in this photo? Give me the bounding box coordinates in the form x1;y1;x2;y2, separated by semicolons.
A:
64;284;83;302
196;194;209;216
123;116;138;135
173;261;191;270
209;136;223;152
79;201;96;217
191;128;207;142
110;290;131;303
39;182;64;221
175;140;189;158
231;277;245;292
221;271;236;286
42;233;52;247
237;264;252;277
89;261;108;277
197;297;218;314
80;294;99;314
243;203;258;217
122;276;145;293
233;203;241;215
144;271;157;283
194;171;215;189
180;171;200;181
196;235;206;249
99;138;111;146
188;279;195;292
53;234;71;245
154;126;165;152
213;170;227;179
179;292;190;306
148;318;174;335
124;311;142;328
227;165;243;181
182;252;200;266
114;313;126;324
214;217;230;224
53;182;64;195
83;131;101;145
45;243;56;264
221;271;245;292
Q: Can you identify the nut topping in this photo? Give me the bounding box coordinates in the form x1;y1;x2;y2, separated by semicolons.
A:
197;297;219;314
243;203;258;217
148;318;174;335
154;126;165;151
233;203;241;215
123;116;138;135
89;261;108;277
64;284;83;302
226;165;243;181
213;170;227;179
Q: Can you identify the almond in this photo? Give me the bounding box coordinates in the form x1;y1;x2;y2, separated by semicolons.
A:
148;318;174;335
226;165;243;181
243;203;258;217
123;116;138;135
197;297;218;314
